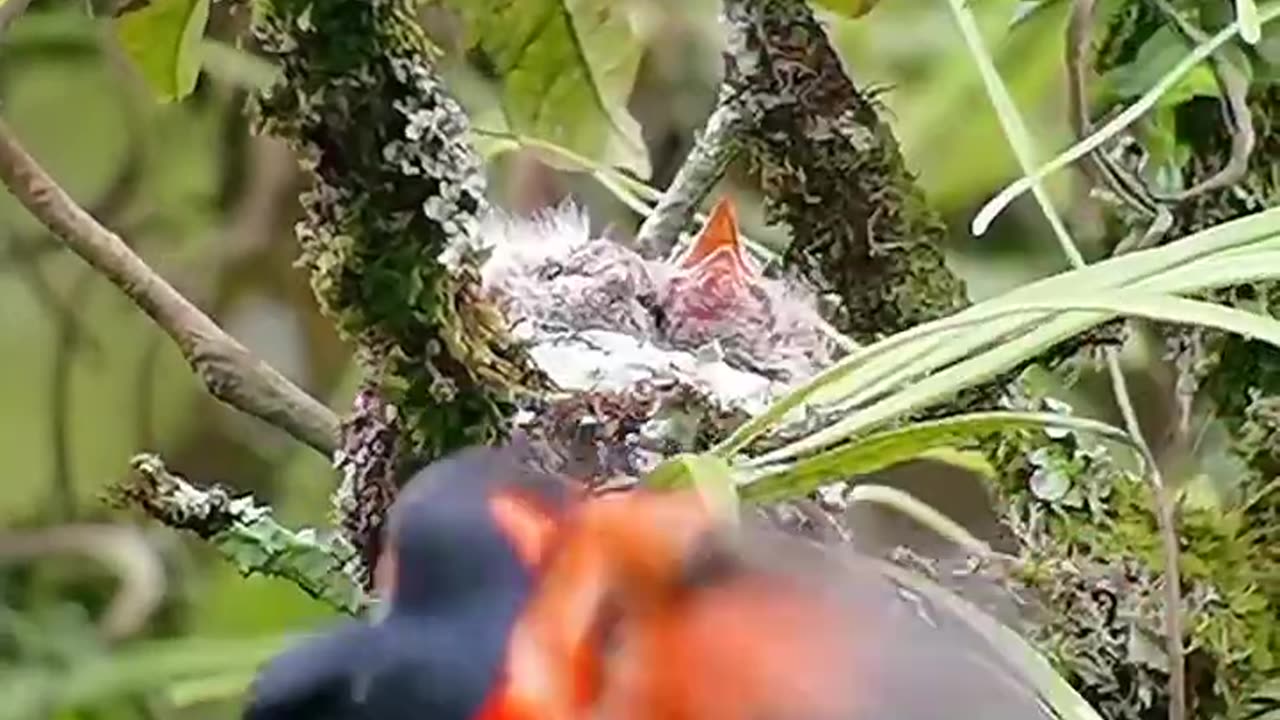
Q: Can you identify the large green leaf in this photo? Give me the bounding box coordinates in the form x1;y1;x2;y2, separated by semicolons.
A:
810;0;881;19
113;0;211;103
446;0;651;178
1099;26;1221;107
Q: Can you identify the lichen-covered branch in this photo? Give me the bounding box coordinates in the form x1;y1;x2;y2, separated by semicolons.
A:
635;93;752;259
0;117;341;457
114;454;366;615
245;0;555;578
721;0;968;342
248;0;548;460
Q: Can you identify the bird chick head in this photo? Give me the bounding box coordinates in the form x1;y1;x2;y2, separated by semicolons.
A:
474;198;836;421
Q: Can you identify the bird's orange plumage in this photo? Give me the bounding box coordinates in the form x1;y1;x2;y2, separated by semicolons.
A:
475;486;872;720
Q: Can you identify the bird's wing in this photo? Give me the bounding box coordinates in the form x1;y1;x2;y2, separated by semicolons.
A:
718;527;1061;720
492;488;1060;720
242;622;377;720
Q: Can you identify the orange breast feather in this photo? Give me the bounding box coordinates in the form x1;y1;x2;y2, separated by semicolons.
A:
484;488;868;720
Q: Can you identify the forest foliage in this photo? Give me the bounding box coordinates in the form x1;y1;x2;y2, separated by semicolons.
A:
1;1;1279;720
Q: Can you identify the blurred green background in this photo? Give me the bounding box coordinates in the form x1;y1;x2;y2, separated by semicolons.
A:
0;0;1128;716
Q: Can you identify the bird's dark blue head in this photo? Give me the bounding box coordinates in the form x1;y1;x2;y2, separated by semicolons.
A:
382;445;573;614
244;446;575;720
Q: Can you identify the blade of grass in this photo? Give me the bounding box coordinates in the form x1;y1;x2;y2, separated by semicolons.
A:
748;290;1280;465
729;204;1280;453
1239;0;1262;43
972;1;1280;235
944;3;1191;718
843;484;994;556
740;411;1134;502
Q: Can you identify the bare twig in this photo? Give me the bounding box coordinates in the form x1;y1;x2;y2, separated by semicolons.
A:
49;273;97;520
1106;354;1187;720
1150;0;1256;202
1066;0;1255;256
134;332;164;449
0;524;167;641
1067;0;1164;220
1;233;106;358
114;453;366;614
0;0;36;40
634;88;752;259
0;117;341;456
987;4;1190;715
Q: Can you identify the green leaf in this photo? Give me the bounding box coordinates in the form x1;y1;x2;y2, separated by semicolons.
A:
645;453;741;526
809;0;880;20
445;0;651;178
198;39;281;91
974;0;1280;234
113;0;211;103
741;411;1133;501
1099;26;1220;107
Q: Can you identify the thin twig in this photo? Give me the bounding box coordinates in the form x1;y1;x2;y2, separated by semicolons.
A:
0;116;341;456
1067;0;1175;255
0;524;167;641
134;332;164;449
1062;7;1193;709
2;233;105;357
1106;354;1187;720
634;92;752;259
1067;0;1163;219
49;272;97;521
1150;0;1256;202
0;0;36;40
965;2;1189;715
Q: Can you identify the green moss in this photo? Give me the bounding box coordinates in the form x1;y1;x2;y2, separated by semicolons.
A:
983;390;1279;720
246;0;547;459
722;0;968;343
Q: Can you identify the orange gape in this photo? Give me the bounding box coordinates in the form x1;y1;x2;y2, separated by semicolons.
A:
665;198;763;325
480;487;866;720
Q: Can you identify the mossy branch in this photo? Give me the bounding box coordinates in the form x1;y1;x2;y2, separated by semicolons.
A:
722;0;969;342
114;454;367;616
248;0;548;462
635;92;752;259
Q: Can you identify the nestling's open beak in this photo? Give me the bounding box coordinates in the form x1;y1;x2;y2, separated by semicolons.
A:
672;198;758;289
